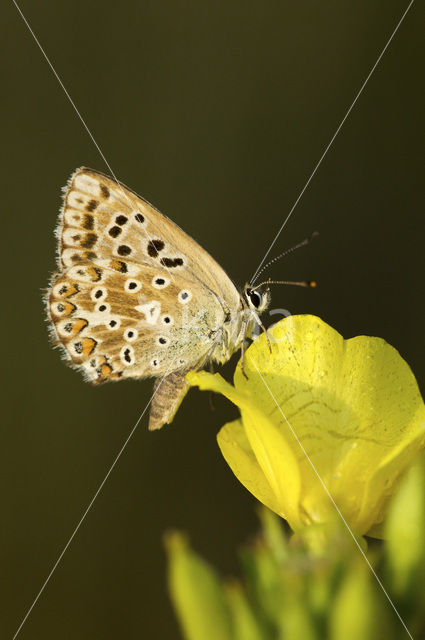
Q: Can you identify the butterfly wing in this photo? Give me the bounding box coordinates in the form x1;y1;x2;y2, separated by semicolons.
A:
48;259;225;383
48;167;244;429
57;167;240;311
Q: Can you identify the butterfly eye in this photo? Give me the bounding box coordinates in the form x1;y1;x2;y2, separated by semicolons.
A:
247;289;262;309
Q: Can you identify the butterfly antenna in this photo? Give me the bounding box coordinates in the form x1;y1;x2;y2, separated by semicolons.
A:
255;279;317;289
251;231;319;285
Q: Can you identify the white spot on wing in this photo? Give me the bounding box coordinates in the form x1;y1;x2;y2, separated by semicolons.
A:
90;286;107;301
68;265;104;283
62;249;84;267
120;345;135;366
57;320;75;338
124;279;142;293
74;174;101;196
178;289;192;304
106;317;121;330
64;209;84;226
63;228;84;247
95;301;111;314
67;191;92;209
152;276;170;289
50;301;68;316
160;314;174;326
135;301;161;324
124;328;138;342
52;282;71;297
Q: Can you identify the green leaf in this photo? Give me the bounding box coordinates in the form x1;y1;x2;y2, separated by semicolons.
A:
258;507;288;565
239;542;284;626
385;460;425;596
225;581;267;640
165;532;232;640
277;599;318;640
329;563;381;640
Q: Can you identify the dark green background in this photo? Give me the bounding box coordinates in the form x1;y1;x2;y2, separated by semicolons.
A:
2;1;423;638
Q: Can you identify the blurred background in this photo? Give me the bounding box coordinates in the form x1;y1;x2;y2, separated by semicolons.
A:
2;1;423;637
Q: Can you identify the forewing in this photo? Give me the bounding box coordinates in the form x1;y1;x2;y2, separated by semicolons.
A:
57;167;240;309
48;259;224;383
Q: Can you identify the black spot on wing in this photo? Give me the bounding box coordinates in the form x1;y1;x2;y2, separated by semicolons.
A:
81;233;97;249
83;214;94;230
100;184;110;199
147;239;164;257
160;257;183;268
109;226;122;238
86;199;98;212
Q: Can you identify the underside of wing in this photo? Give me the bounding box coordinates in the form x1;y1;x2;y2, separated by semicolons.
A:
47;259;224;383
57;167;240;310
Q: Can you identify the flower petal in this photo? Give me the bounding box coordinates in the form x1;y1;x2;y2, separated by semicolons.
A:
188;371;301;526
217;419;282;516
188;316;425;534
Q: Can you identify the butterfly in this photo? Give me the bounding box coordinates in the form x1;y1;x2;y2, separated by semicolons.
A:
46;168;273;430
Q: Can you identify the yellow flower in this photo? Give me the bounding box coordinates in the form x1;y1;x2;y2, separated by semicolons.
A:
188;316;425;535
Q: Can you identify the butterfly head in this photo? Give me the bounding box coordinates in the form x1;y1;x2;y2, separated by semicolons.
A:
243;283;271;315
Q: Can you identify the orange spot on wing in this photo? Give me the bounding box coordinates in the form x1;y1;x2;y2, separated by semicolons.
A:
86;266;102;281
62;284;80;298
81;337;97;356
110;259;127;273
99;363;112;379
68;318;88;336
55;301;77;316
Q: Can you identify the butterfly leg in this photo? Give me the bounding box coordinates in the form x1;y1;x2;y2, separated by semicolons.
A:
240;337;249;379
208;361;216;411
250;310;272;354
257;317;272;353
